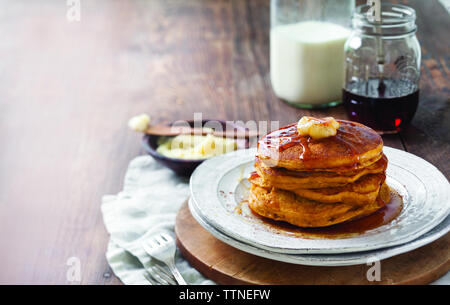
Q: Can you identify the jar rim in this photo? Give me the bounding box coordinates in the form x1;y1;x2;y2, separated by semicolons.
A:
353;3;416;24
353;3;417;36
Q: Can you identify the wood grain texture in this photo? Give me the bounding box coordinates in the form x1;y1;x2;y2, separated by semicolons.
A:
176;202;450;285
0;0;447;284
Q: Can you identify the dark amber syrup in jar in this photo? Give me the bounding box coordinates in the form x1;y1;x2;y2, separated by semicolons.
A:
343;79;419;133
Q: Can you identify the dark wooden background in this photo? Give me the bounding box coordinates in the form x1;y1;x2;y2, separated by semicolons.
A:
0;0;448;284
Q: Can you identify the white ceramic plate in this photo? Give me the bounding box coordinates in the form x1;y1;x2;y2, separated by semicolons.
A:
190;147;450;254
189;198;450;266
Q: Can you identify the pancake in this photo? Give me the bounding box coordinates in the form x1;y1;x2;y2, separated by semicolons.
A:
248;183;390;228
250;173;386;205
257;120;383;171
248;118;391;228
255;154;388;189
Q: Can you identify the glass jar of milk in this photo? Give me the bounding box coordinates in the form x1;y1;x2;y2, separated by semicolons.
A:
270;0;355;108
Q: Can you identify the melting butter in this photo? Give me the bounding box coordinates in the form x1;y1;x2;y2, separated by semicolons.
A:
297;116;340;139
156;134;237;160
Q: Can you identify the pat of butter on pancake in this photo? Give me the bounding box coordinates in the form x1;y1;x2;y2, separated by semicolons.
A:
297;116;340;139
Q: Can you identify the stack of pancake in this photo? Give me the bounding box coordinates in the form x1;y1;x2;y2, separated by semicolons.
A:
248;119;390;228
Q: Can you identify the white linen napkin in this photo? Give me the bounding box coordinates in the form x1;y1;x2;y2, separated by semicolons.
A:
101;155;215;285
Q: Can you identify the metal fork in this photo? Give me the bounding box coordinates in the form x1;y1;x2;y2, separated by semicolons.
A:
144;265;177;285
142;232;187;285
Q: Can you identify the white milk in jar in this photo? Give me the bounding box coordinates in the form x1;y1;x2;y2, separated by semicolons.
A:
270;21;350;107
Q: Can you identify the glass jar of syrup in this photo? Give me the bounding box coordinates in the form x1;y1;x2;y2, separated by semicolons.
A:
343;3;421;133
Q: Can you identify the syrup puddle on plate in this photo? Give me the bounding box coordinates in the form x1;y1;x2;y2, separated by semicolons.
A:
234;181;403;239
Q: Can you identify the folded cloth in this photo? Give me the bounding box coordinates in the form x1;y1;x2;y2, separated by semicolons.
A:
101;156;215;285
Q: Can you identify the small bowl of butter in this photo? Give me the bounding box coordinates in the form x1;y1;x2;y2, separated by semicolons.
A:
142;120;250;176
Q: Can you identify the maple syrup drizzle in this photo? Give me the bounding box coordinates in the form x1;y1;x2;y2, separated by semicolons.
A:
248;171;259;180
259;121;381;170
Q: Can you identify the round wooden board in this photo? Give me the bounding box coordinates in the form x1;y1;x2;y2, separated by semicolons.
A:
175;201;450;285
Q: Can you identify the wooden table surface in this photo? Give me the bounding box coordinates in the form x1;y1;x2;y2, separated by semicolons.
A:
0;0;448;284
